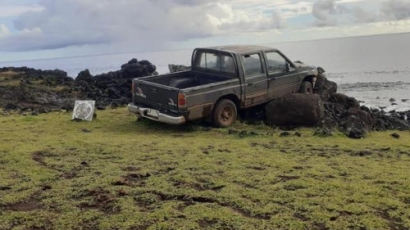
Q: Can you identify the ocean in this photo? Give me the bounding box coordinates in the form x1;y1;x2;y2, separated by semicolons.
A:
1;32;410;111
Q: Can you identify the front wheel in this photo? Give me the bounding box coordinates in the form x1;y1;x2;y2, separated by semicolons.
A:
212;99;237;128
300;81;313;94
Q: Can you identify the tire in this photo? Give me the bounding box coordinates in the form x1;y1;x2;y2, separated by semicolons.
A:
212;99;237;128
300;81;313;94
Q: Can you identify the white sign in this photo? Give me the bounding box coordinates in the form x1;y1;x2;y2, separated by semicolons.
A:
72;100;95;121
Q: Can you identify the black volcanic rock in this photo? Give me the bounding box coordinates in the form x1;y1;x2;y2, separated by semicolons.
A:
263;73;409;138
0;58;157;113
314;74;337;100
76;69;93;82
0;63;409;138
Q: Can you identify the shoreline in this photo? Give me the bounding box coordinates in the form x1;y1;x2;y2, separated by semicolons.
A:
0;61;409;139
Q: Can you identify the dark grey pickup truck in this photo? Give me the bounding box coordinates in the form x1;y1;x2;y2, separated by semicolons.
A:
128;45;321;127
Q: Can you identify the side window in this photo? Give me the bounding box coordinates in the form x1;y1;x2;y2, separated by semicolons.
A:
265;52;288;74
242;54;264;77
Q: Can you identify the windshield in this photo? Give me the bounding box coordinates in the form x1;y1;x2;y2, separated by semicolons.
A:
194;51;236;74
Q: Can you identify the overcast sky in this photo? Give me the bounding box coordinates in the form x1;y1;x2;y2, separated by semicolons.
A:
0;0;409;62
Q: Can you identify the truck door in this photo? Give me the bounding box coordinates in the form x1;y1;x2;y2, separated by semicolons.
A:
264;51;302;98
242;53;268;107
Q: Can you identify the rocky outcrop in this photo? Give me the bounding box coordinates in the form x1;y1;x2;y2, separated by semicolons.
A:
0;67;75;113
314;74;337;100
1;63;408;138
0;58;157;113
74;58;157;108
265;73;409;138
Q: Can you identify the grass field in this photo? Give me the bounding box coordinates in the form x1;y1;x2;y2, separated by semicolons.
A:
0;108;409;230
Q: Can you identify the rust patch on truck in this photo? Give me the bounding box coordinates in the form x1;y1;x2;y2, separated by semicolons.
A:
245;91;268;108
188;103;214;120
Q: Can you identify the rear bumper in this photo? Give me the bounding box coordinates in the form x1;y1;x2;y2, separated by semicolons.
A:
128;104;186;125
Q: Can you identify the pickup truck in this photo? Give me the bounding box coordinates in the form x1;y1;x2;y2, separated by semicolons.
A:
128;45;321;127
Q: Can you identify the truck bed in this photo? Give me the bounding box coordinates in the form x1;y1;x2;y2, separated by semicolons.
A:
143;71;235;89
132;70;239;116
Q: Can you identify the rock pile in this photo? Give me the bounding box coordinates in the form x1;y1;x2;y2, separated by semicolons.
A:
75;58;157;108
1;62;408;138
0;67;75;113
264;73;409;138
0;59;157;113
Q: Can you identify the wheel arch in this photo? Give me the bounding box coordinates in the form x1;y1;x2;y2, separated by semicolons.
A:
302;75;316;83
216;94;240;109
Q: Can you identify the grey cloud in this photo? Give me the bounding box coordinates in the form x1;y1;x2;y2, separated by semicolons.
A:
312;0;347;26
219;10;283;32
312;0;410;27
0;0;283;51
351;8;377;23
381;0;410;20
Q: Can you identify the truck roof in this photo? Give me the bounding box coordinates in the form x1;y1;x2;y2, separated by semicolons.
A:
201;45;277;54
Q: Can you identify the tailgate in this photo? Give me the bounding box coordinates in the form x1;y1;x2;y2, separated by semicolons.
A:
132;79;180;113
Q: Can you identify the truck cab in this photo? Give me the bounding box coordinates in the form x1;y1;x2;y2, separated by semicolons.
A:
128;45;319;127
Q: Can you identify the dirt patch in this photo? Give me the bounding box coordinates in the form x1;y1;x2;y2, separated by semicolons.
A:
135;190;272;220
351;150;373;157
77;188;120;214
0;186;11;191
283;184;306;191
276;175;300;182
200;145;215;155
246;165;266;171
112;172;151;187
312;222;330;230
378;209;407;230
171;178;225;192
122;166;140;171
61;168;79;179
197;218;236;229
329;210;353;221
2;191;43;212
293;212;310;221
125;172;151;181
250;141;276;149
32;150;88;179
32;150;55;167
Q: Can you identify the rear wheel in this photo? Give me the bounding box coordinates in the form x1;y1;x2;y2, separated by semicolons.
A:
213;99;237;127
300;81;313;94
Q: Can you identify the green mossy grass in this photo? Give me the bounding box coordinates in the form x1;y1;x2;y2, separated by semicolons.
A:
0;108;409;230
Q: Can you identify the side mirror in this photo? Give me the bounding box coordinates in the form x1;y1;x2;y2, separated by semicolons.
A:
286;63;292;72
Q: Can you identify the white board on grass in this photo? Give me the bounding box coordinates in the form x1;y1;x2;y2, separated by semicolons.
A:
72;100;95;121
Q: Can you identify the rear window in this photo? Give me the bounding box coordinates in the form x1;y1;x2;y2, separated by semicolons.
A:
194;51;235;74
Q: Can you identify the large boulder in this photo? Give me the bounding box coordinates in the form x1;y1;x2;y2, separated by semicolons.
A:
339;107;375;139
314;74;337;100
265;94;324;127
